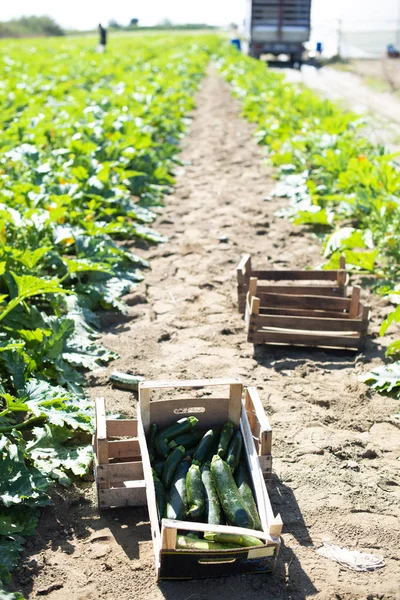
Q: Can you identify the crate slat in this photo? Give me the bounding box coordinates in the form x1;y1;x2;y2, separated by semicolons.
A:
107;438;141;460
106;419;137;438
99;481;146;509
253;314;367;332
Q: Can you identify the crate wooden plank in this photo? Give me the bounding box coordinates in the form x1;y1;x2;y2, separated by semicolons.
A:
137;410;162;576
98;481;146;509
252;330;364;349
256;292;351;311
106;419;137;438
160;519;272;545
95;398;108;465
253;314;366;332
148;397;230;431
108;438;141;459
140;378;240;390
251;269;341;281
255;284;346;297
245;387;272;457
259;306;351;318
96;461;144;483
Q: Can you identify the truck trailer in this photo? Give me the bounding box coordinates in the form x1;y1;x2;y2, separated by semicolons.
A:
244;0;312;63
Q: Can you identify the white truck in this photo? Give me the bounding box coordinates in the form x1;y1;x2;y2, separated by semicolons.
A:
244;0;312;64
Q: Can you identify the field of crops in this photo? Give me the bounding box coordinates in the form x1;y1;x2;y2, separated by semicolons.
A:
0;33;219;598
0;32;399;600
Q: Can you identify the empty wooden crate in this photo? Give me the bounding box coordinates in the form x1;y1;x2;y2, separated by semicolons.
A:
137;378;281;580
237;254;348;314
94;398;147;509
245;276;370;351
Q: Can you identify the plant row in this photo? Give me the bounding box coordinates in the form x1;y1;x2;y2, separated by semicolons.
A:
0;33;220;596
219;52;400;400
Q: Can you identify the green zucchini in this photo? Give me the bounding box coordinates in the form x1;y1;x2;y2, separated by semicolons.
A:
193;428;219;465
109;371;144;390
165;458;191;520
152;470;166;522
152;457;166;479
186;464;205;519
201;463;221;525
159;416;199;444
226;430;243;473
235;462;262;530
217;421;234;458
162;445;185;489
155;434;176;458
210;455;254;529
173;429;205;448
176;535;237;550
204;439;219;464
148;423;158;461
204;532;263;547
183;446;197;459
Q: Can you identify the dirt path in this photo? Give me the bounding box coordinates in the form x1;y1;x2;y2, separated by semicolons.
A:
281;65;400;148
15;69;400;600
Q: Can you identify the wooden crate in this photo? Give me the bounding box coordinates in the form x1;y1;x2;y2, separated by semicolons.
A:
138;378;281;580
245;276;370;351
94;397;147;509
237;254;348;314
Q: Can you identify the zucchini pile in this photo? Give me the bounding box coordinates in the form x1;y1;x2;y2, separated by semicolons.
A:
147;417;264;550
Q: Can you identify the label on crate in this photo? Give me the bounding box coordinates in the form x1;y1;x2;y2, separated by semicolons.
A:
247;546;276;559
173;407;205;414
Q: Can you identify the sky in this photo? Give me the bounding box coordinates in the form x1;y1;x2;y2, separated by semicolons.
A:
0;0;399;31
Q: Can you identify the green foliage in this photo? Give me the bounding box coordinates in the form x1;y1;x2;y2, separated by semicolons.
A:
219;50;400;399
0;32;221;592
0;16;64;39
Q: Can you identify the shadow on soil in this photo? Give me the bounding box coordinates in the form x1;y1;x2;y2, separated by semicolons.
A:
252;337;386;373
14;475;317;600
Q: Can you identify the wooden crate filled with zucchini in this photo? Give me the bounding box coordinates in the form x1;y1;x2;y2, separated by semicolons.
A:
137;378;281;580
94;397;146;509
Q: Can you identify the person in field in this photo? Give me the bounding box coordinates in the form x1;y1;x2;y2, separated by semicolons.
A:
97;24;107;53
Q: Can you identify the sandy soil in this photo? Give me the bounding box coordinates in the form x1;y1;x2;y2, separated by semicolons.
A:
12;69;400;600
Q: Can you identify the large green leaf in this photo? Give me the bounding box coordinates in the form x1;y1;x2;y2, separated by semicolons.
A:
0;535;25;583
0;435;50;508
26;425;92;487
24;380;93;432
0;507;39;537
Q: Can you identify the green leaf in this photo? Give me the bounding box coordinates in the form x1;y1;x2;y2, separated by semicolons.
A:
0;435;50;508
23;380;93;432
11;273;66;300
380;305;400;336
386;340;400;359
40;317;75;361
0;535;24;583
63;258;113;275
360;362;400;397
293;208;334;228
63;336;118;370
0;586;25;599
0;506;39;537
13;247;51;270
26;425;92;486
323;227;373;258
